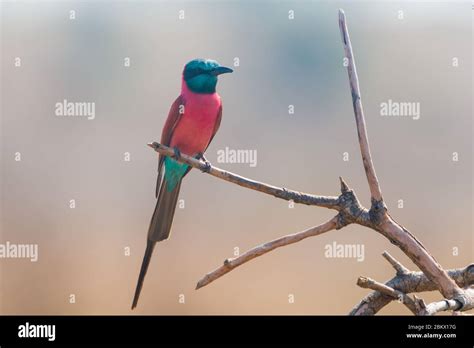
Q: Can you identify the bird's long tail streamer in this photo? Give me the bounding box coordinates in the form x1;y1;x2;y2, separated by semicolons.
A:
131;240;155;309
131;178;182;309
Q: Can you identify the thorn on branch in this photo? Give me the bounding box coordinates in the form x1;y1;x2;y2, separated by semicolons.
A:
336;186;368;226
339;176;350;193
382;251;409;276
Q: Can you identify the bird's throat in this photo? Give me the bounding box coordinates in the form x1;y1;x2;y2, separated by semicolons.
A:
184;74;218;94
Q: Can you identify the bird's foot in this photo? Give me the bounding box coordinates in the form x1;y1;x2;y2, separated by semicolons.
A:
173;147;181;160
196;153;211;173
202;160;211;173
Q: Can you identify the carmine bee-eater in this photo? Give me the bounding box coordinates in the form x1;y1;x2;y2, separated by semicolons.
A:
131;58;233;309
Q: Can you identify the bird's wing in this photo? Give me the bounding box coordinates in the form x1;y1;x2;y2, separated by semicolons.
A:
156;95;185;198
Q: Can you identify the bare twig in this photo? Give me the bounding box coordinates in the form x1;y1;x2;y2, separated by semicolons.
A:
338;9;383;203
382;251;409;275
357;276;417;314
147;142;339;209
196;217;339;289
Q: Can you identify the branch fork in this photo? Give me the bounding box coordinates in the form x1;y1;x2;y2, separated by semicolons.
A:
145;9;473;314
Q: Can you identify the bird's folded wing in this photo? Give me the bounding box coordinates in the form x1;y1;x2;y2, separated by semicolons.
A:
156;95;186;198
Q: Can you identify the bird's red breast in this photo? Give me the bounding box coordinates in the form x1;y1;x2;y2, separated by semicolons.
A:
168;79;222;156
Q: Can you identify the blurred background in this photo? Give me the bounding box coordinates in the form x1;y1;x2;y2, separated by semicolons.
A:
0;0;472;314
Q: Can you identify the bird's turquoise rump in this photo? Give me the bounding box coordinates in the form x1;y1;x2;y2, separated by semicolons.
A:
163;157;189;192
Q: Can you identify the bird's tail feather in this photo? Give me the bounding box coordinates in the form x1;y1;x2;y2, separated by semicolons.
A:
131;240;155;309
131;177;182;310
148;177;182;242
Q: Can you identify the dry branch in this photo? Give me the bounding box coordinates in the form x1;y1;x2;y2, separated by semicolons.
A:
147;142;340;210
350;253;474;315
144;9;473;315
421;299;461;315
337;9;469;308
382;251;409;275
338;9;383;203
356;276;417;314
421;288;474;315
196;217;339;289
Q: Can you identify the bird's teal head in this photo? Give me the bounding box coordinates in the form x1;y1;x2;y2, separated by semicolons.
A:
183;59;233;94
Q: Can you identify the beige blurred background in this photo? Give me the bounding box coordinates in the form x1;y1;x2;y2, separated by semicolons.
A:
0;0;472;314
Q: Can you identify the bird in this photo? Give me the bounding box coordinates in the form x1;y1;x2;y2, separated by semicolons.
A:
131;58;233;309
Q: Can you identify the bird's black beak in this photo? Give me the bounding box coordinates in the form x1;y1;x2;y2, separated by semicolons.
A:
211;66;233;76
